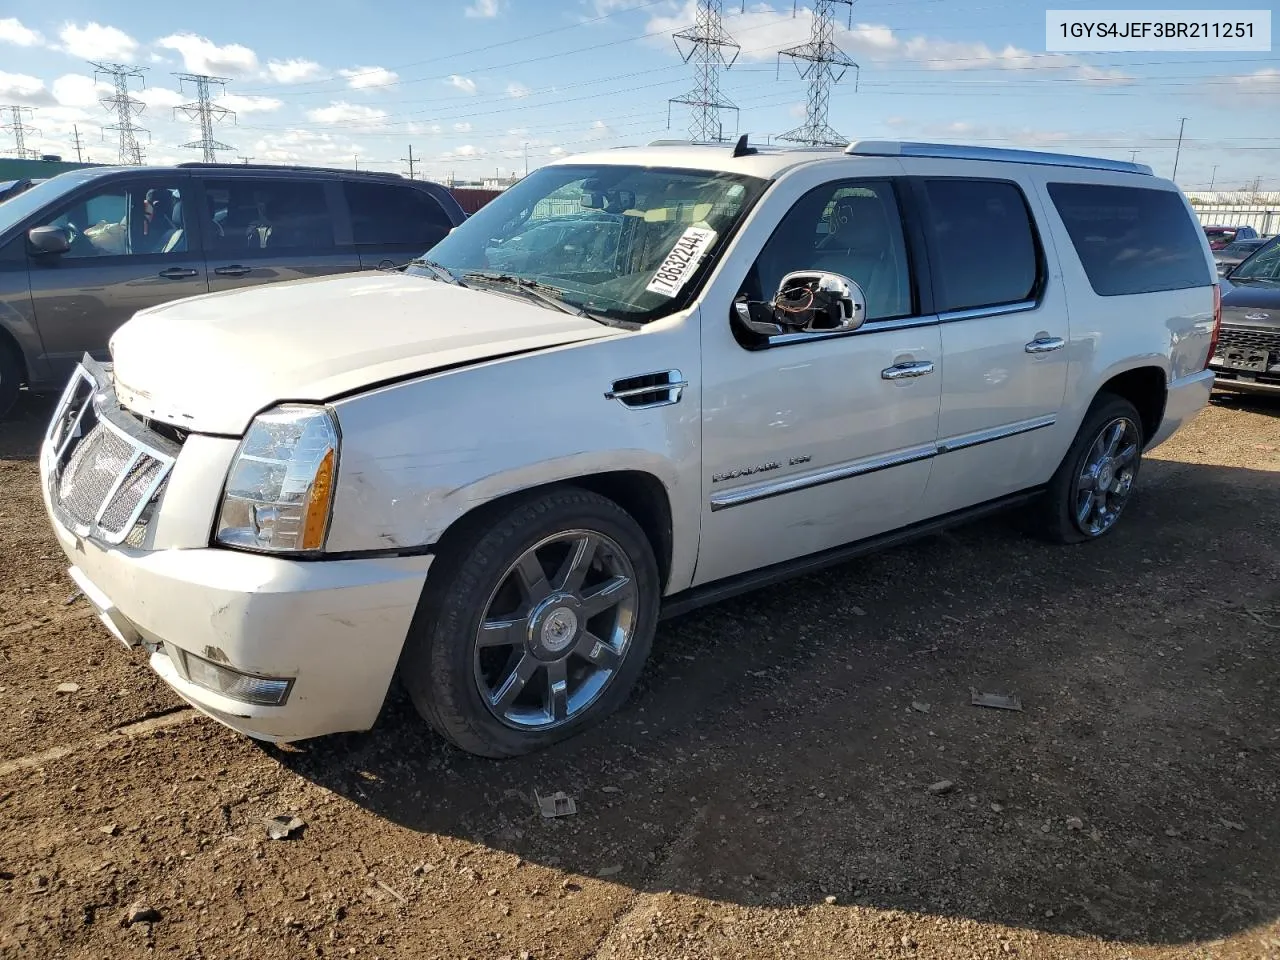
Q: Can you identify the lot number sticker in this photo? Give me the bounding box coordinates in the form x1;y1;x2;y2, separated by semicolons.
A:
645;226;718;298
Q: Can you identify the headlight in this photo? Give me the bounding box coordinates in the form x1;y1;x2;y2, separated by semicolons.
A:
215;404;340;553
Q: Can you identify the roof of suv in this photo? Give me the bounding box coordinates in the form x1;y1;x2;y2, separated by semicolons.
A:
554;137;1160;182
66;162;421;182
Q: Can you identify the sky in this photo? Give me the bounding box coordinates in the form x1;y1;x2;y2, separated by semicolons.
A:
0;0;1276;190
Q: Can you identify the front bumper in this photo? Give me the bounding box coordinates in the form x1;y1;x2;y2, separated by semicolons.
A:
37;361;433;743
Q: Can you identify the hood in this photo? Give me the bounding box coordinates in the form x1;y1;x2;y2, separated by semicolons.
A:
1220;278;1280;329
109;271;620;435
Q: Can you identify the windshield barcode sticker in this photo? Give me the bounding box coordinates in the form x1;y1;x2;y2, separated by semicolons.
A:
645;226;718;298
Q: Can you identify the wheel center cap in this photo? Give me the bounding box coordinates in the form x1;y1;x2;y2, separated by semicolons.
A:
541;607;579;653
1097;459;1115;490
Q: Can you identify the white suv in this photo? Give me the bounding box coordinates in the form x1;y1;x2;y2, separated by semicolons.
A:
39;138;1220;758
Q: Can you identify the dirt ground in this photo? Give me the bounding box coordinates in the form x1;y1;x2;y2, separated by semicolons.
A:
1;389;1278;960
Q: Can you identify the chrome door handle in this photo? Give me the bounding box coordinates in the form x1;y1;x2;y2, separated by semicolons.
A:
1025;336;1066;354
881;361;935;380
158;267;198;279
214;264;252;277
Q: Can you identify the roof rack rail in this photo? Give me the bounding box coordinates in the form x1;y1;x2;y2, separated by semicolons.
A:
174;161;405;179
844;140;1154;176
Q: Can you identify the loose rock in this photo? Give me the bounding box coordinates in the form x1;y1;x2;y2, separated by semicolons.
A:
55;682;80;695
927;780;954;795
1066;816;1084;831
264;814;306;840
123;901;161;926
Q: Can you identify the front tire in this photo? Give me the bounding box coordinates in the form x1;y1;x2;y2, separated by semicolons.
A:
401;487;661;758
1033;394;1146;544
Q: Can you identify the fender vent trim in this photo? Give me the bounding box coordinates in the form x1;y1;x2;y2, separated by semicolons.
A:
605;369;687;409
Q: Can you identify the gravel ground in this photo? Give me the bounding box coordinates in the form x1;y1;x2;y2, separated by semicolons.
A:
1;389;1278;960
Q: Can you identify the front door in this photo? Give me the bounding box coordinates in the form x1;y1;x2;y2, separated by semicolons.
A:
25;175;207;380
694;171;943;587
907;172;1070;518
194;176;360;292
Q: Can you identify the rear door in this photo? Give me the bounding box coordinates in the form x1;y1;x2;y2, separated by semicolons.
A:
25;173;207;379
194;175;359;292
342;180;458;270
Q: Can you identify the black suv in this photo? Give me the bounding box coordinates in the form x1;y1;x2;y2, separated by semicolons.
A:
0;162;466;416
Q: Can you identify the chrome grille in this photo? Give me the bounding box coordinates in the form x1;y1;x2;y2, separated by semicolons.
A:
43;360;179;546
1218;326;1280;359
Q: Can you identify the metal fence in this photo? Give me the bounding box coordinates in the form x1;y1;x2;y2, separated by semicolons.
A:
1191;207;1279;236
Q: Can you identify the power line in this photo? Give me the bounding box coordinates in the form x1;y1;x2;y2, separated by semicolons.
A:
174;73;236;162
90;61;149;165
777;0;858;146
1;105;40;159
668;0;742;142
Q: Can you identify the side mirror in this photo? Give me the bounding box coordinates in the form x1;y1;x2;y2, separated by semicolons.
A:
28;225;71;256
733;270;867;339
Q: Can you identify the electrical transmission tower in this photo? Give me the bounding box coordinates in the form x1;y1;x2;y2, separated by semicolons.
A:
91;61;150;165
777;0;859;146
174;74;236;163
1;105;40;159
667;0;742;142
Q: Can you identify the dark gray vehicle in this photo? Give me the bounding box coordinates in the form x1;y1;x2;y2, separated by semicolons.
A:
1215;237;1269;277
0;163;465;416
1211;235;1280;395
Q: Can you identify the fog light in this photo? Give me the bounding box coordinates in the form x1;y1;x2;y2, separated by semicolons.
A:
180;651;293;706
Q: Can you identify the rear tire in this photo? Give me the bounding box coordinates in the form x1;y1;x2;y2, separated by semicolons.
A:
0;342;21;421
401;486;660;758
1031;394;1146;544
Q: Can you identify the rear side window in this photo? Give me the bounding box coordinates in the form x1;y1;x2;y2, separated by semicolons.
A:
344;181;454;248
1046;183;1212;296
919;179;1041;313
201;178;336;253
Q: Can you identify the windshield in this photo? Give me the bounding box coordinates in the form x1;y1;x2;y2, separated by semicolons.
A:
1231;237;1280;281
413;164;769;322
0;169;105;233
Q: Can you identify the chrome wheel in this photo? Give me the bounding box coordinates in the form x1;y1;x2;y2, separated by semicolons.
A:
1073;416;1140;537
474;529;638;731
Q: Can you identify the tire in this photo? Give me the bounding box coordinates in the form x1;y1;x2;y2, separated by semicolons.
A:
0;342;20;421
401;486;661;758
1031;393;1146;544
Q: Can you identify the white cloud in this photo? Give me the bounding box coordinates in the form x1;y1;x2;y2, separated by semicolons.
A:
453;121;472;132
0;71;54;107
217;93;283;113
51;74;107;108
267;58;323;84
585;119;612;141
339;66;399;89
136;86;187;110
506;81;531;98
307;101;388;125
1234;68;1280;92
0;18;43;47
156;33;259;76
548;145;567;156
465;0;500;18
431;124;442;134
446;74;477;94
58;22;138;61
450;144;487;157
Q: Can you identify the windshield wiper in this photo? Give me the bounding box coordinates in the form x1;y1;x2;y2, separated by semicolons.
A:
408;258;467;286
461;272;634;328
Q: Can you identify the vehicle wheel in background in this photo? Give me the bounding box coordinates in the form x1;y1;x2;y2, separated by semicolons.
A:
401;486;660;758
1031;393;1146;545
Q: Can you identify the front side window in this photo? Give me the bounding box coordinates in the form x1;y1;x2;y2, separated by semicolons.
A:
43;182;188;258
417;164;768;322
345;181;454;248
202;178;335;253
745;179;913;321
1231;238;1280;282
1047;182;1213;296
920;178;1041;313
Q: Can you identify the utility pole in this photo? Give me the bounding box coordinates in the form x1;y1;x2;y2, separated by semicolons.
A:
777;0;858;146
90;61;149;165
1128;150;1138;162
668;0;742;142
237;155;253;164
353;154;359;170
523;141;529;177
1171;116;1187;183
174;73;235;163
1209;165;1218;190
72;124;84;162
401;144;418;179
0;105;40;159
